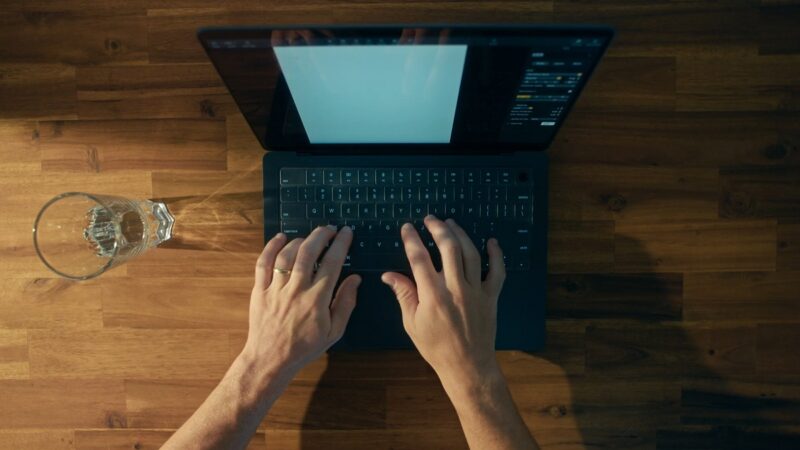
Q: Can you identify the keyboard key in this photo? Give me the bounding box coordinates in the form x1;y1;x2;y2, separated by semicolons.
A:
376;203;392;218
376;169;391;184
315;187;330;201
341;203;358;218
367;186;383;201
446;169;462;184
394;168;409;184
394;204;410;218
280;169;305;185
437;186;453;201
281;220;310;238
465;169;479;184
499;169;512;184
323;203;339;218
341;169;357;185
411;203;427;218
349;186;366;202
307;203;323;218
510;186;532;201
471;186;488;202
307;169;322;185
324;169;340;185
429;168;444;185
482;169;496;184
490;186;507;202
385;187;401;201
514;202;531;218
359;203;375;219
280;187;297;202
359;169;374;184
280;203;305;219
455;187;469;201
429;203;445;216
403;186;418;202
298;187;313;201
378;220;396;235
420;186;435;201
463;203;479;218
444;203;460;217
499;203;512;218
333;186;347;201
481;203;498;218
411;168;427;184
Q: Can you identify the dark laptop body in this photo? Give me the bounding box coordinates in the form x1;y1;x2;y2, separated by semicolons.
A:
198;24;613;350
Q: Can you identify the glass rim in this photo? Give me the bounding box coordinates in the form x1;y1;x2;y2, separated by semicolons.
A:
32;191;119;281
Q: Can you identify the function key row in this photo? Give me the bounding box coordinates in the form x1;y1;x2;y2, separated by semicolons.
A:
280;168;530;186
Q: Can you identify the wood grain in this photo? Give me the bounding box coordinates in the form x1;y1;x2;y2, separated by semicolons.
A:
1;1;799;448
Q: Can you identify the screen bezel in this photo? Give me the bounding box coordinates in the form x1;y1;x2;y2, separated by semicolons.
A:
198;24;614;154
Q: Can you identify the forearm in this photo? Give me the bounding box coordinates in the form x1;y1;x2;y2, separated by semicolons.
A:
441;367;539;450
162;354;293;450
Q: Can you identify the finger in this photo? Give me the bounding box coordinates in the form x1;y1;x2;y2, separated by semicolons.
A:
483;238;506;298
381;272;419;335
314;226;353;296
290;225;337;287
328;274;361;342
254;233;287;291
400;222;439;290
273;238;304;287
444;218;481;287
424;215;465;285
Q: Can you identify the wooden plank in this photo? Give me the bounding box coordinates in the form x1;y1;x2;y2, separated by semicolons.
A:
76;63;235;120
227;113;265;172
0;330;28;380
268;379;387;430
680;378;800;427
503;320;586;377
101;277;251;329
553;0;758;57
146;4;553;63
265;429;468;450
677;55;800;111
684;271;800;321
125;379;217;429
552;111;800;167
39;120;226;172
549;164;720;222
125;247;258;278
577;57;675;112
778;221;800;270
0;122;40;174
720;166;800;219
0;64;75;120
0;11;147;65
758;5;800;55
0;279;103;329
152;169;261;198
586;323;757;380
0;380;125;428
75;429;265;450
758;324;800;379
614;220;777;273
28;329;232;378
548;273;683;320
548;221;614;274
0;430;74;450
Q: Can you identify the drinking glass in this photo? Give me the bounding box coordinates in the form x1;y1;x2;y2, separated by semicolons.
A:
32;192;175;280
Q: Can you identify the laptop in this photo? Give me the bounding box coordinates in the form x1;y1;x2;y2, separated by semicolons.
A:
198;25;613;350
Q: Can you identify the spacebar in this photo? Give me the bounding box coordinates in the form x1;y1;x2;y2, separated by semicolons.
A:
349;253;411;272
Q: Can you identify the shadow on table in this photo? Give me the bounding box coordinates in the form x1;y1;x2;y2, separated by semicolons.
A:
297;236;800;450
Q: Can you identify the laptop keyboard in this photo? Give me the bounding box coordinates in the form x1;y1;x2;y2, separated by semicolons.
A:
278;167;534;272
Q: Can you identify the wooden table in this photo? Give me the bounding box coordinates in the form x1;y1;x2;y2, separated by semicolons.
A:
1;2;799;449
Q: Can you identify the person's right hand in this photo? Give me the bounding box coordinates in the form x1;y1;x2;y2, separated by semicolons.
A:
381;215;506;389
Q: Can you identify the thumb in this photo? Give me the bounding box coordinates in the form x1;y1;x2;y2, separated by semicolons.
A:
329;274;361;342
381;272;419;333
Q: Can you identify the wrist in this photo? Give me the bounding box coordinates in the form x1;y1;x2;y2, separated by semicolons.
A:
437;361;506;406
230;350;294;408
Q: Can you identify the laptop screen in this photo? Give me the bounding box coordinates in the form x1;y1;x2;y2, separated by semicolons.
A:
199;26;612;152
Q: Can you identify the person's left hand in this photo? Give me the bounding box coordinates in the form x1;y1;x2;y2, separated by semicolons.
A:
240;225;361;380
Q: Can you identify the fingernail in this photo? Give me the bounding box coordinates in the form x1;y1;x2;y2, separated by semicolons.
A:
326;224;337;231
341;225;352;233
276;232;286;239
425;214;436;220
445;218;455;225
490;237;498;245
